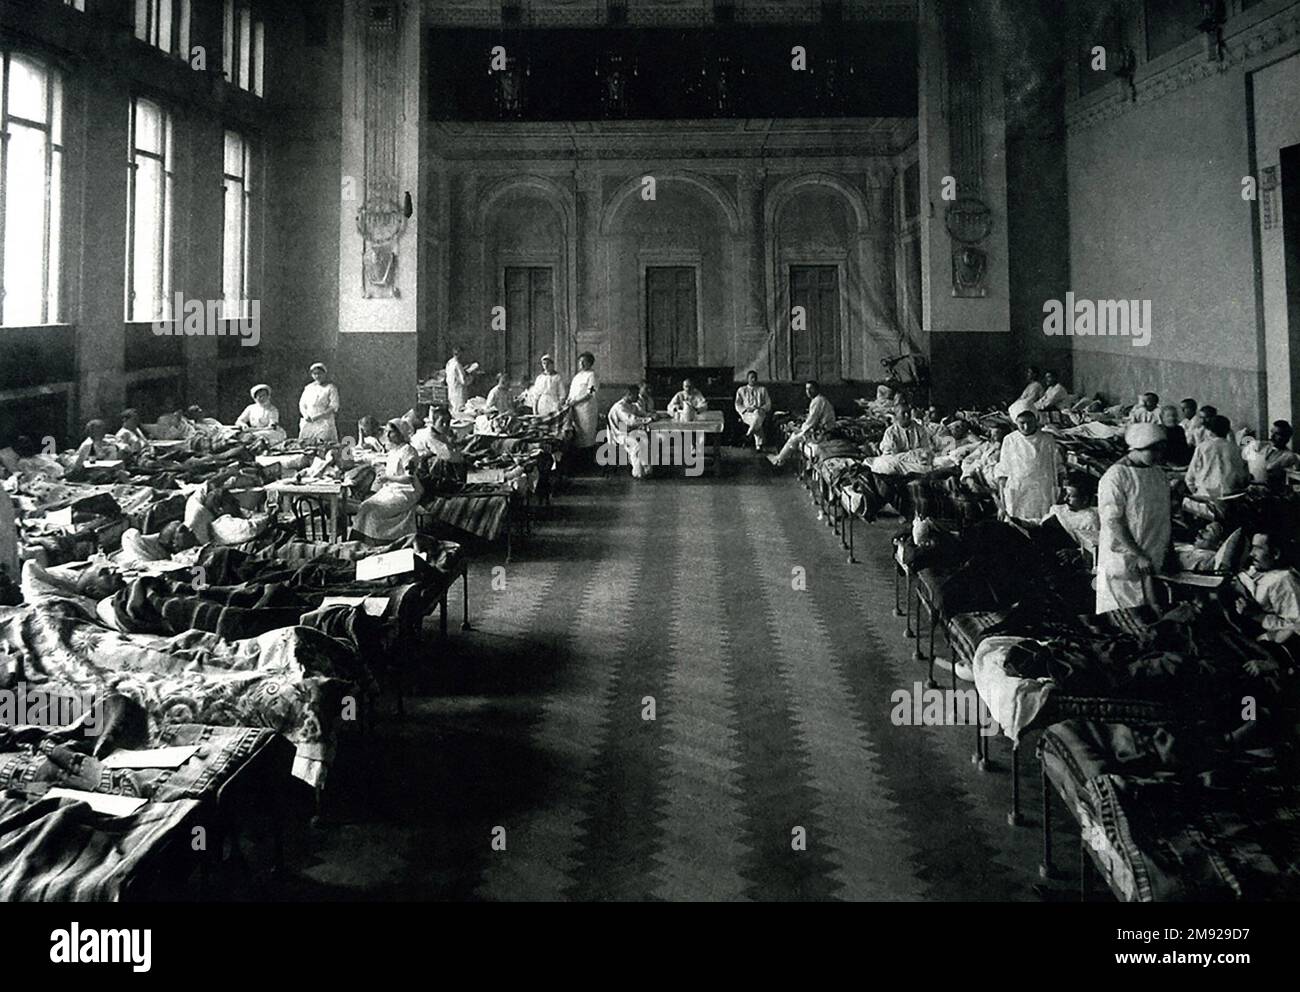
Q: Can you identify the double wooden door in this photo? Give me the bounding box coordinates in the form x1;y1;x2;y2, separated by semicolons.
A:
789;265;841;382
503;266;555;382
646;266;698;367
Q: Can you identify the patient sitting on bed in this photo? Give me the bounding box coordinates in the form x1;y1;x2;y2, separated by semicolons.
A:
1002;477;1099;559
1229;532;1300;644
932;419;983;472
868;401;933;475
959;422;1012;492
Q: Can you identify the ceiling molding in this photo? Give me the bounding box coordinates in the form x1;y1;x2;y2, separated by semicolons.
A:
421;0;916;28
427;116;918;158
1066;2;1300;133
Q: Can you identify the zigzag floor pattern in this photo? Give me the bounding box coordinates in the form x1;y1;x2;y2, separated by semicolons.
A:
286;448;1043;901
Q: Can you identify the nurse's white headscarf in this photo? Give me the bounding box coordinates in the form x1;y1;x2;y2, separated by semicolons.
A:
386;418;412;444
1008;399;1036;421
1125;422;1165;451
250;383;271;401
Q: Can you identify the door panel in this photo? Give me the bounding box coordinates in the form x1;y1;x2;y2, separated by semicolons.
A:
789;265;841;382
503;266;554;382
646;266;698;366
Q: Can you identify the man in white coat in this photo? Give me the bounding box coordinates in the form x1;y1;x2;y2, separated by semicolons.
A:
995;400;1064;521
734;371;772;450
1096;421;1172;614
444;346;479;414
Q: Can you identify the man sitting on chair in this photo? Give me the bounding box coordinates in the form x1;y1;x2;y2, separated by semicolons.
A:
734;371;772;451
608;385;654;479
667;378;708;423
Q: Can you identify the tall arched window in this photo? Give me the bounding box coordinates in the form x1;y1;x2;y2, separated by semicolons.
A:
0;52;64;326
125;96;174;323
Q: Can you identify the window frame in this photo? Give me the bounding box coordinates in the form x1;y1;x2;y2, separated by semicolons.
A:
0;50;65;327
221;127;255;321
125;95;175;324
134;0;192;59
224;0;266;97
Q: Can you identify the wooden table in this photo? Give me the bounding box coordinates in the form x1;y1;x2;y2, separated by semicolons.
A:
645;410;725;477
264;479;350;542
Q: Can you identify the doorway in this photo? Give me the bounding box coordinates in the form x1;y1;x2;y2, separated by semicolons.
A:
1282;143;1300;426
503;266;555;382
789;264;842;382
645;266;698;367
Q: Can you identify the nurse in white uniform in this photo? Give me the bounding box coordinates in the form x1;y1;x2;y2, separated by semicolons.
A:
298;362;340;445
567;351;601;448
525;354;566;417
1096;422;1172;614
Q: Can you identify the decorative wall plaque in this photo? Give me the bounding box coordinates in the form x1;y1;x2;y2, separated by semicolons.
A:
357;1;408;298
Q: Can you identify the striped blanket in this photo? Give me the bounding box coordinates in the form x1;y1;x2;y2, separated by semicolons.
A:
419;485;513;542
0;791;200;901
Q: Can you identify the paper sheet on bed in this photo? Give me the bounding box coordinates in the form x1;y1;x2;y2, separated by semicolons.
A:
101;746;199;769
355;548;427;581
318;595;390;616
45;788;148;816
44;506;75;529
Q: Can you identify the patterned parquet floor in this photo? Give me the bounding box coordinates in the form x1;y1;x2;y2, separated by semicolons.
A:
277;448;1056;901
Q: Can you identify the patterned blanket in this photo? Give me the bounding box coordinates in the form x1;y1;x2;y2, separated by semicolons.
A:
419;485;513;542
1041;719;1300;901
0;598;364;788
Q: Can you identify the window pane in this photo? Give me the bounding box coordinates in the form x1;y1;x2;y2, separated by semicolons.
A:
131;158;163;320
253;20;265;97
179;0;191;57
224;130;244;178
3;125;49;325
134;99;162;155
223;0;235;81
135;0;150;43
159;0;173;53
239;8;252;89
163;169;174;311
47;152;63;322
50;74;63;145
223;178;245;317
8;56;49;123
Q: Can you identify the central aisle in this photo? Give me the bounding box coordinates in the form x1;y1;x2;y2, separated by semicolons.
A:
292;449;1048;901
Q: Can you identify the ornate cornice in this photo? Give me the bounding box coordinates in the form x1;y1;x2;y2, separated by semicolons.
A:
1066;2;1300;133
421;0;916;28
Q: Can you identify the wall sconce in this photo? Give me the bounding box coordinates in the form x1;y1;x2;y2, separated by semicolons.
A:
1113;46;1137;102
1197;0;1227;63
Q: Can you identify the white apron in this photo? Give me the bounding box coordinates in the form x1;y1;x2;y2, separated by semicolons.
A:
298;382;340;444
529;373;566;416
568;370;601;447
353;444;420;541
446;357;468;413
996;431;1061;520
1096;460;1171;613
